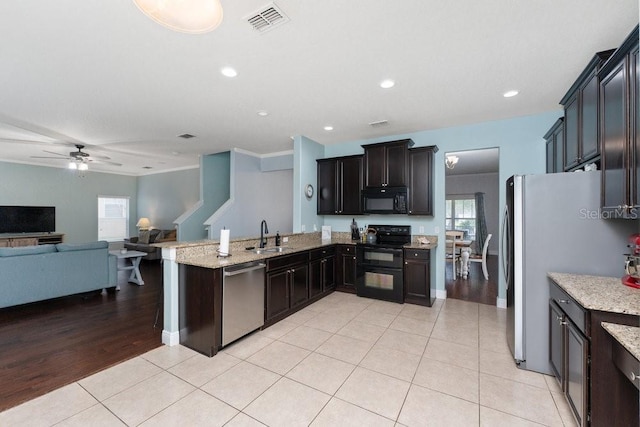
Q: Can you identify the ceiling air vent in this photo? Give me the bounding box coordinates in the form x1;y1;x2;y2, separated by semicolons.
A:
246;3;289;33
178;133;195;139
369;120;389;128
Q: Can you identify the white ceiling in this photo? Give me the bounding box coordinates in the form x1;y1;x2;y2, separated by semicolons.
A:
0;1;637;175
445;148;499;176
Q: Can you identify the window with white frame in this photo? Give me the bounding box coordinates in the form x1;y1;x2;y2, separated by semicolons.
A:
98;196;129;241
445;195;476;240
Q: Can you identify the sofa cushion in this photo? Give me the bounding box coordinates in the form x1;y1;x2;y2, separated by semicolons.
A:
159;229;176;241
56;241;109;252
152;230;165;243
138;230;151;244
0;244;57;257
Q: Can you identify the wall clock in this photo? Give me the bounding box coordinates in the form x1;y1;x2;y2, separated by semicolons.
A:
305;184;314;199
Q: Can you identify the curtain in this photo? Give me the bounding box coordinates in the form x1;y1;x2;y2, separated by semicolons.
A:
475;192;488;253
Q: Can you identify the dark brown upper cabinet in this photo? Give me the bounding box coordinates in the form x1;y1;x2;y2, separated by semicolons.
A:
598;25;639;218
545;118;564;173
316;155;363;215
408;145;438;215
560;49;615;171
362;139;413;188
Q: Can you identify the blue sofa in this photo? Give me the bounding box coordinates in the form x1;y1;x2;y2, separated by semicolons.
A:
0;241;117;309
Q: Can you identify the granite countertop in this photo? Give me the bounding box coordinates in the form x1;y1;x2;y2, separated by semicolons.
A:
602;322;640;362
172;232;438;270
548;272;640;316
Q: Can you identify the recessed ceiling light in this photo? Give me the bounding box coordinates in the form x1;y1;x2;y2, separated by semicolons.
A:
178;133;195;139
324;126;334;131
380;79;395;89
257;110;268;116
503;90;519;98
221;67;238;78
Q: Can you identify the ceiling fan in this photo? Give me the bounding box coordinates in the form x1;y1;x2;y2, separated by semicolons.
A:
31;144;122;170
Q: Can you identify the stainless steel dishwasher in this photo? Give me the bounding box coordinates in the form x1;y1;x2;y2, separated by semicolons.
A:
222;261;266;347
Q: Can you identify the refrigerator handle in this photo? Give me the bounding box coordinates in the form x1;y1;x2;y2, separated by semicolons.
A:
501;205;511;288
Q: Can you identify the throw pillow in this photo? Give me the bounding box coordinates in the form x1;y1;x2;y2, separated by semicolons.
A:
153;230;165;243
138;230;151;244
164;230;177;241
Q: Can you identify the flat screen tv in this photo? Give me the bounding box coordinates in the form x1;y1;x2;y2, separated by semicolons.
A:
0;206;56;234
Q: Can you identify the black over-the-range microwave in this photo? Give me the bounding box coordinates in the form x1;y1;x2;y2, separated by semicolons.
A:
362;187;408;214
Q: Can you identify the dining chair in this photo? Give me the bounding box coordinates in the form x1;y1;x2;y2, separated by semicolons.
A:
445;230;465;279
468;233;492;280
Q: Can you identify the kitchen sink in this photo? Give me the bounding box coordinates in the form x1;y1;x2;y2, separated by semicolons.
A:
252;246;294;254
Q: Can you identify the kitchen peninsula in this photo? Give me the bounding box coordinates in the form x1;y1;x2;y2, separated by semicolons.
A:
158;231;437;356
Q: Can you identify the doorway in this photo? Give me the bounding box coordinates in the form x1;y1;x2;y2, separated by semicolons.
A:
444;148;499;305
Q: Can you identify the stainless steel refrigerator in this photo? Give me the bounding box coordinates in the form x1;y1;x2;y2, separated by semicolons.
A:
503;171;635;374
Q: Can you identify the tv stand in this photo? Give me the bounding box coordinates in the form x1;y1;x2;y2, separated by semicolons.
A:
0;233;64;247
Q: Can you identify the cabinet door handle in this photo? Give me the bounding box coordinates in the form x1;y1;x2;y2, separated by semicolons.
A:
632;372;639;382
559;299;570;304
405;261;408;265
556;316;567;325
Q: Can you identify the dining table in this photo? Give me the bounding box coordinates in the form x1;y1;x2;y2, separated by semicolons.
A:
446;238;473;279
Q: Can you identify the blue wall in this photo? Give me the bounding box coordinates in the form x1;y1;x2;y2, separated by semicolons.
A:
137;167;199;230
0;161;138;243
319;111;562;301
176;152;230;241
205;151;293;240
293;136;325;233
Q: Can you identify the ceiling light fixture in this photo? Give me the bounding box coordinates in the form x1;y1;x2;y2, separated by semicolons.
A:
221;66;238;77
380;79;395;89
132;0;224;34
503;90;519;98
68;159;89;171
324;126;334;131
445;155;459;169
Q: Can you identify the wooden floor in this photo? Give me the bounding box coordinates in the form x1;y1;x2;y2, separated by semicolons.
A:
0;261;163;412
445;254;499;305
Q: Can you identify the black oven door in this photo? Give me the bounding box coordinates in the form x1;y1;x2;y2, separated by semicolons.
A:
357;244;403;269
356;265;403;303
356;245;404;303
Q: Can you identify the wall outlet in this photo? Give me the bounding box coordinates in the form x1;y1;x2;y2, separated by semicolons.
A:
434;226;440;233
301;224;306;232
419;226;424;233
313;224;317;231
283;236;289;243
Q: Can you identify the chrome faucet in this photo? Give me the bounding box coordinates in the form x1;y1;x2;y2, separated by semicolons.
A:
259;219;269;248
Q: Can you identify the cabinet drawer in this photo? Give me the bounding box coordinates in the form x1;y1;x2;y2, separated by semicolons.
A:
550;283;587;335
404;249;430;260
338;245;356;254
266;252;308;272
309;246;336;261
612;338;640;391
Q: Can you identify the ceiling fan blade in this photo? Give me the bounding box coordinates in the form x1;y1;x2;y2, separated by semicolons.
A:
89;159;122;166
89;154;111;160
42;150;68;157
30;156;67;160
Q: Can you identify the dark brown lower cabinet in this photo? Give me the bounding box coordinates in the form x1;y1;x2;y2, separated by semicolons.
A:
265;252;309;325
309;247;335;298
549;280;639;426
336;245;357;293
403;248;433;306
179;264;222;357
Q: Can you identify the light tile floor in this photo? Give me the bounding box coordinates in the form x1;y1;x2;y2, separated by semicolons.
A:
0;293;578;426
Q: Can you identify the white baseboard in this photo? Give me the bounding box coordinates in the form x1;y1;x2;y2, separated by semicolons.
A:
496;297;507;309
435;289;447;300
162;330;180;346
